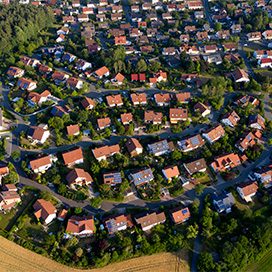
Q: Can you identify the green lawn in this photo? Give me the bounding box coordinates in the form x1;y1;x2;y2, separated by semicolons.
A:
0;190;36;231
195;173;211;185
17;214;47;243
246;248;272;272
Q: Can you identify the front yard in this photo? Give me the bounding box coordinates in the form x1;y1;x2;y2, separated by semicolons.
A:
0;189;37;232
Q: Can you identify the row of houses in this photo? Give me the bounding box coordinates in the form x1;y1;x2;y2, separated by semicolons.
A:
31;179;260;237
32;197;191;236
253;49;272;68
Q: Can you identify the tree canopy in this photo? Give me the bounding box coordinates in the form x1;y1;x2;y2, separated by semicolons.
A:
0;3;54;60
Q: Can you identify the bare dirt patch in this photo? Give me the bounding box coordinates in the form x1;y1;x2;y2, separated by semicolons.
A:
0;236;189;272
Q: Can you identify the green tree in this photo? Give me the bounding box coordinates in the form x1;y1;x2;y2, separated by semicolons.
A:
187;223;199;239
48;117;64;130
75;247;83;258
214;22;222;31
136;59;147;72
197;252;215;272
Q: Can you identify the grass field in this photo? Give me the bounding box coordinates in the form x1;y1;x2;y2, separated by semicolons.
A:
246;249;272;272
0;191;36;231
0;236;189;272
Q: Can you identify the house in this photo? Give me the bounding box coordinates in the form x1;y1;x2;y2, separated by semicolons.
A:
216;30;230;40
28;90;51;106
81;97;95;110
234;95;259;108
33;199;57;225
203;54;222;65
94;66;110;78
66;124;80;137
66;216;95;236
187;1;203;10
258;58;272;68
147;140;174;156
203;125;225;144
38;64;52;75
162;47;176;56
231;24;242;34
232;68;250;83
247;32;262;41
92;144;120;161
134;212;166;231
20;56;40;67
56;34;65;43
180;34;190;43
211;153;242;172
149;77;157;87
144;111;163;124
103;172;122;186
184;25;196;33
62;52;77;63
130;93;147;105
155;71;167;82
51;71;69;84
115;36;127;45
67;77;83;90
162;165;180;181
237;181;258;202
170;207;190;224
111;73;125;85
196;31;209;41
104;214;133;235
57;209;68;221
0;185;21;212
57;27;69;36
178;134;205;152
78;14;89;22
249;114;265;130
121;113;133;125
253;50;268;59
221;111;240;128
2;184;17;192
223;43;238;52
129;168;154;186
212;192;235;213
97;117;111;130
176;92;191;103
131;73;146;82
17;78;37;91
204;44;218;54
194;102;211;117
125;138;143;157
254;165;272;188
184;158;207;175
106;94;123;107
27;126;50;145
236;131;262;152
66;168;93;188
262;30;272;40
7;66;24;78
154;93;171;106
62;147;84;167
194;10;204;19
51;105;70;117
169;108;188;124
75;59;92;71
0;166;9;182
29;155;54;173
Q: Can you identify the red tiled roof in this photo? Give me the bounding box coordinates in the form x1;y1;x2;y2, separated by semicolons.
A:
66;124;80;136
62;147;83;166
170;207;190;224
